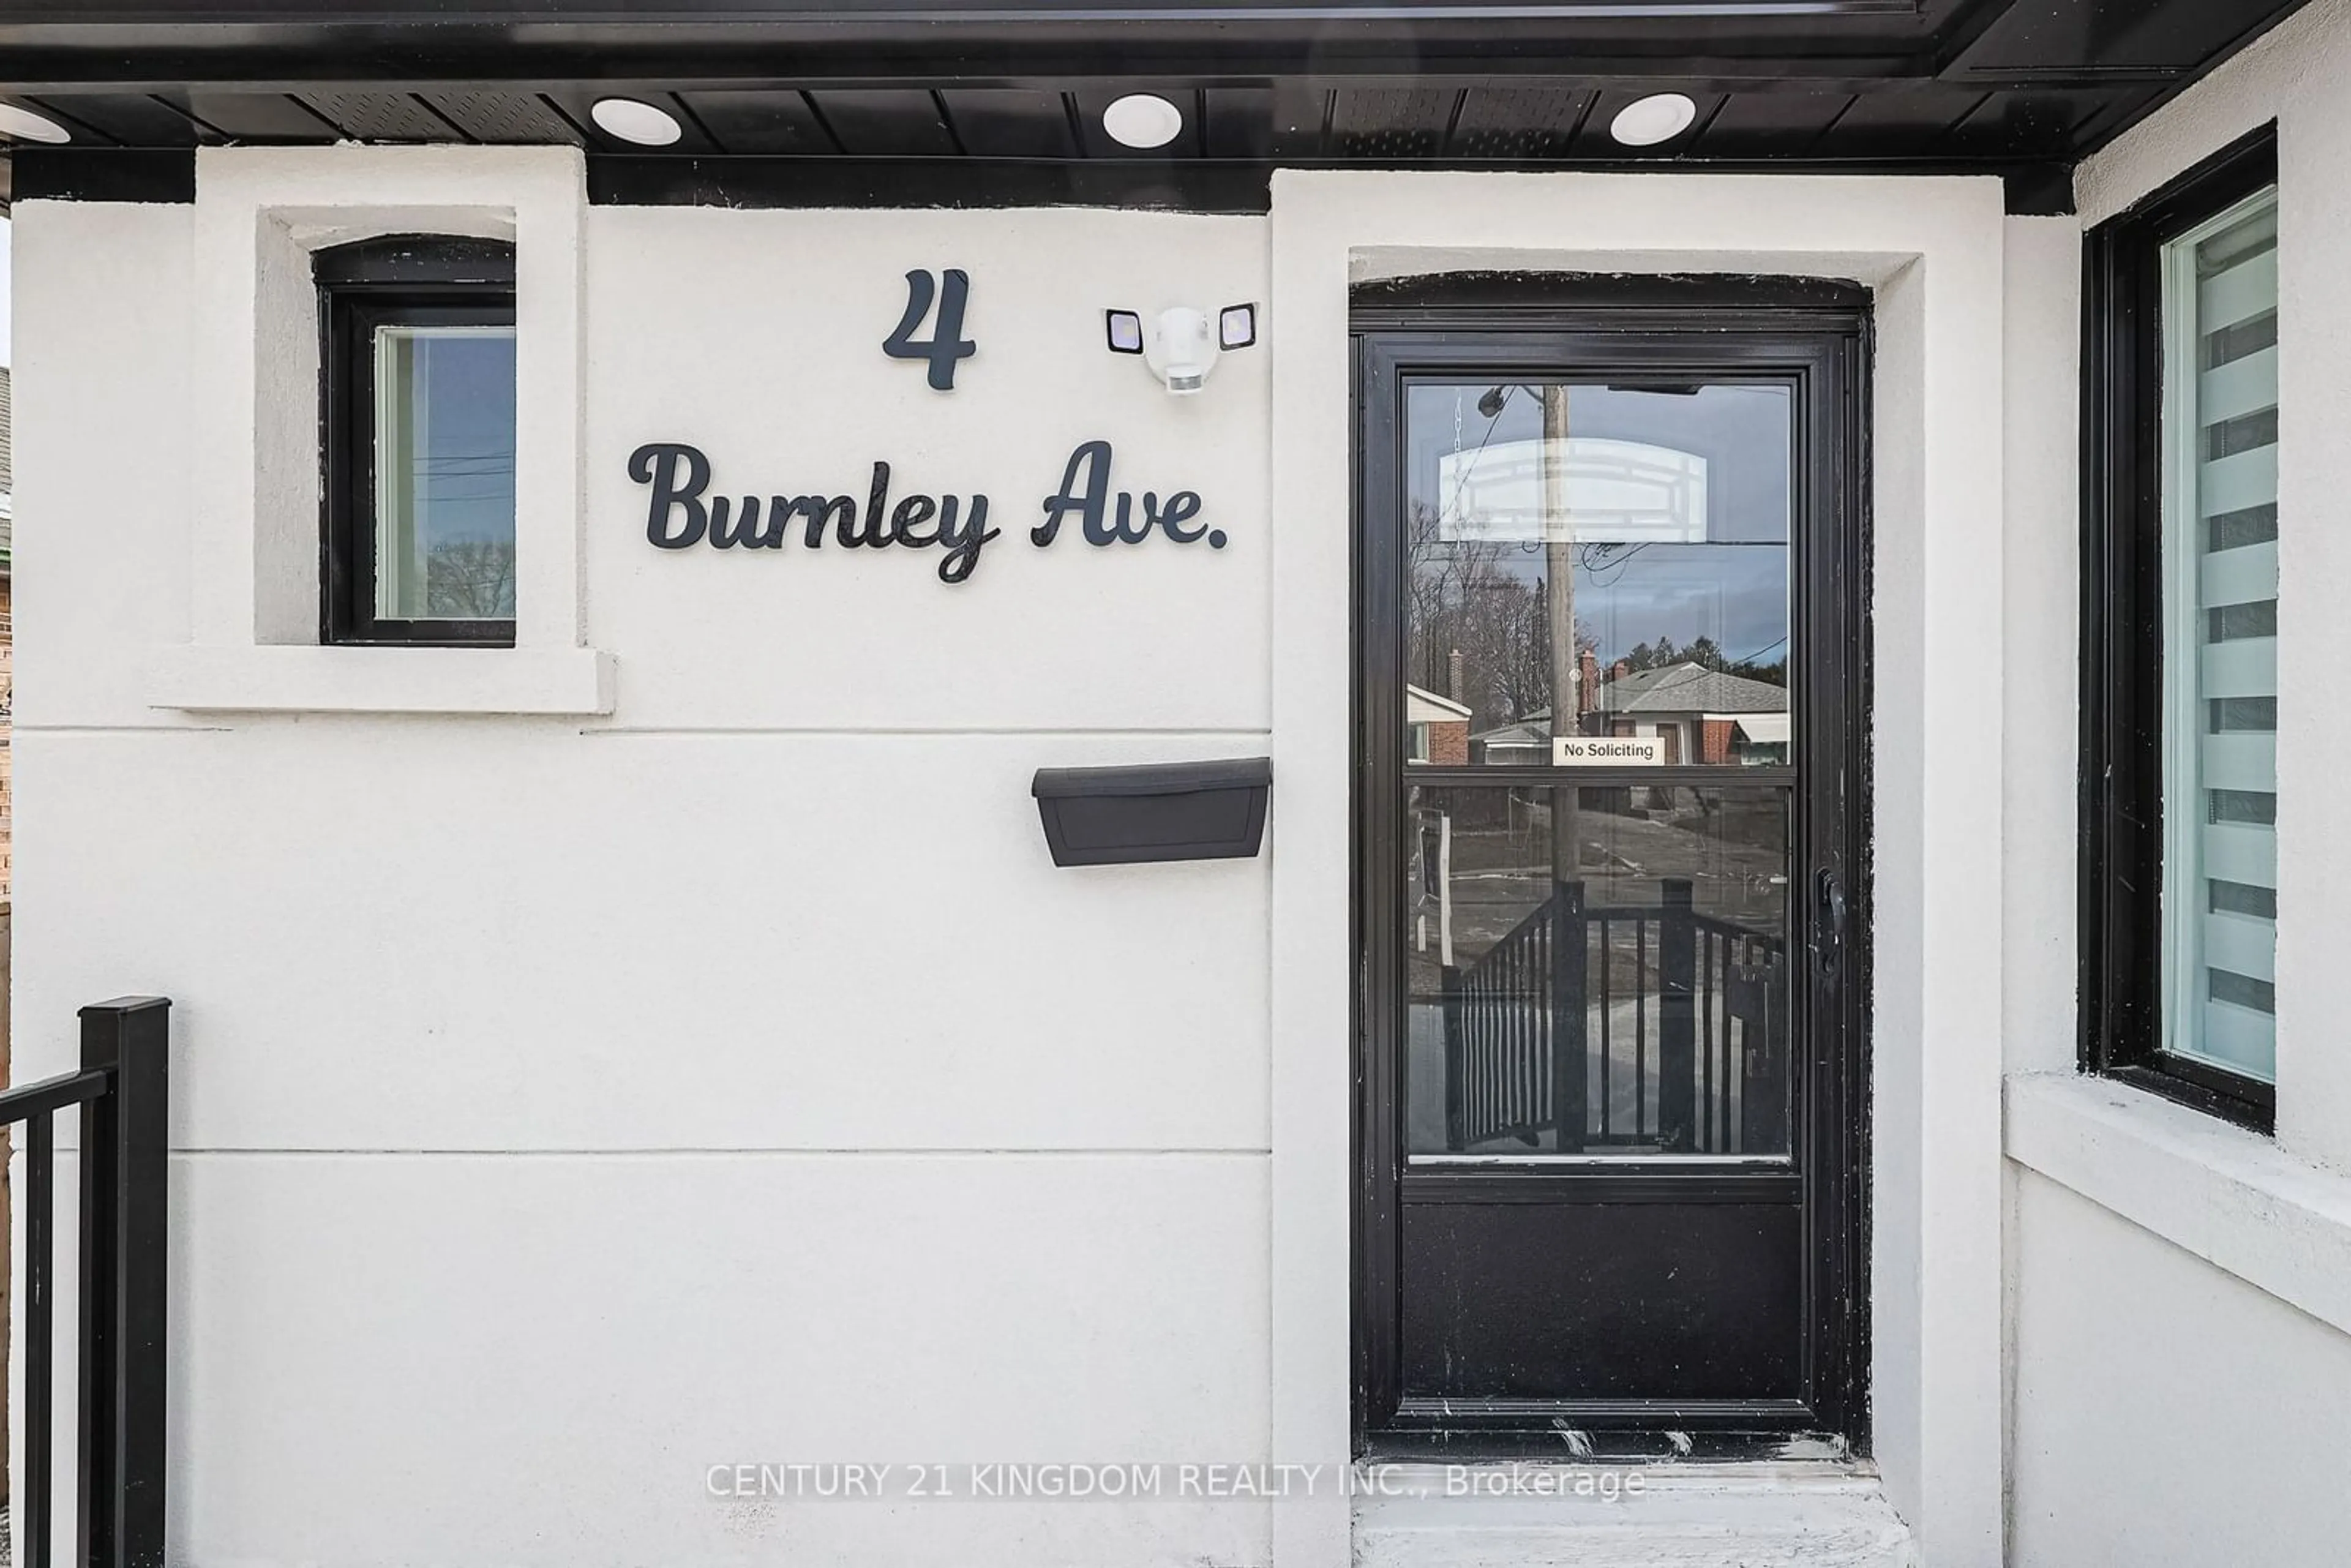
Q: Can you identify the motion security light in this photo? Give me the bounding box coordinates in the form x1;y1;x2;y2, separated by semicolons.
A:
1103;302;1262;394
1147;307;1216;394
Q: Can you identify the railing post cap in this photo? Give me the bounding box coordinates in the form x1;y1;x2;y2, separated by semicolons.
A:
78;997;172;1018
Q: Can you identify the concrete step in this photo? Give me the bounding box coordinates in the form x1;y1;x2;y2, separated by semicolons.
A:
1353;1463;1919;1568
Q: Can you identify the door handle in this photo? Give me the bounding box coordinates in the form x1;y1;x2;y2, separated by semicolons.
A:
1815;867;1847;977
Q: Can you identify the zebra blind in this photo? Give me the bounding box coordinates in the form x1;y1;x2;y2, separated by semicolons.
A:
2163;187;2280;1084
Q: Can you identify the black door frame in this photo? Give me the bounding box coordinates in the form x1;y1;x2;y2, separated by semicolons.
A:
1350;274;1874;1454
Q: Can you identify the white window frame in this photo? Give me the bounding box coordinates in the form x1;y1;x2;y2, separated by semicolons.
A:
152;145;610;715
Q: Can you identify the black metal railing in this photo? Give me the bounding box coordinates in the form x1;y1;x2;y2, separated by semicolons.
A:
1441;885;1786;1154
1692;910;1790;1155
1439;888;1571;1150
2;997;170;1568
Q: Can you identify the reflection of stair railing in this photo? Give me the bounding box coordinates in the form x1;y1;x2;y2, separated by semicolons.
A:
1441;882;1787;1155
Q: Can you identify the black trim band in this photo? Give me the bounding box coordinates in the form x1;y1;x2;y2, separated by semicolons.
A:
2003;163;2075;217
0;148;2075;214
590;154;2083;213
7;148;193;204
588;155;1276;212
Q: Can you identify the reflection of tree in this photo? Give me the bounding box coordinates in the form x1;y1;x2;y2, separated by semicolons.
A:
1616;633;1787;688
426;539;517;619
1408;500;1593;727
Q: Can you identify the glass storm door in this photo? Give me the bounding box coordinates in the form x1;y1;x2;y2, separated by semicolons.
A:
1354;282;1869;1449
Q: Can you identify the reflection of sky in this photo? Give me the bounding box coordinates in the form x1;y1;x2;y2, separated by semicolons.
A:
402;331;517;547
1408;382;1790;666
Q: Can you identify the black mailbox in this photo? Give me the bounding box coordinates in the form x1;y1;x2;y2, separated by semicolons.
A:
1030;757;1272;867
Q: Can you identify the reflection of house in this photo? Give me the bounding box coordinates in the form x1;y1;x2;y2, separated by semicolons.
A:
1468;659;1789;765
1594;661;1788;764
1467;713;1554;766
1464;646;1601;765
1405;685;1470;765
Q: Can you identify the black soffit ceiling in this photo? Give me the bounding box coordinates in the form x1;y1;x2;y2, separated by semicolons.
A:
0;0;2316;214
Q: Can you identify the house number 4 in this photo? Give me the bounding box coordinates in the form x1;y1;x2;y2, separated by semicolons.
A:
883;268;976;391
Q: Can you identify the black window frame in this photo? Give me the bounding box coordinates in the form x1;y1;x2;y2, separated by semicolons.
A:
2080;122;2279;1133
317;234;519;648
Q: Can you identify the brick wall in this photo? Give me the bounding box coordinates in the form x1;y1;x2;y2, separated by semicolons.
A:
1;572;14;898
1;569;12;1499
1428;718;1468;767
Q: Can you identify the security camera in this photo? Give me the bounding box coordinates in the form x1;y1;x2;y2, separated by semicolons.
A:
1105;302;1258;396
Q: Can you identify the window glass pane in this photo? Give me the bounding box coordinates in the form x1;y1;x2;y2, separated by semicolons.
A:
1403;381;1792;770
375;324;517;621
1405;783;1791;1159
2162;187;2279;1084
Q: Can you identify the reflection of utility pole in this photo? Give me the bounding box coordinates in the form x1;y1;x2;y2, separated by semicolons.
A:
1542;384;1579;878
1438;814;1454;969
1539;383;1588;1156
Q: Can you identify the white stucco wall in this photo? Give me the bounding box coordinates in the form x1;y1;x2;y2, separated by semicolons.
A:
12;181;1281;1566
0;133;2137;1568
2011;1171;2351;1564
2004;4;2351;1565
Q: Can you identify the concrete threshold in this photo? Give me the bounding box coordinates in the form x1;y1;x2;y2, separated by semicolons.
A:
1353;1460;1919;1568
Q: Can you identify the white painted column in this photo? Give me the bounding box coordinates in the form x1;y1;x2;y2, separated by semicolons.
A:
1266;169;2010;1567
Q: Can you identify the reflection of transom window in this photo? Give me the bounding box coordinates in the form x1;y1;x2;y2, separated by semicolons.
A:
1438;437;1709;544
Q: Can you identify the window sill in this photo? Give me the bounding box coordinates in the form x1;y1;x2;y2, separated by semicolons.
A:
2006;1071;2351;1335
148;645;615;716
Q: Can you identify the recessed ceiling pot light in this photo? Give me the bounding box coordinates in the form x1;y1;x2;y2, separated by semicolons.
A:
591;96;683;147
0;102;71;144
1103;93;1183;151
1610;92;1698;148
